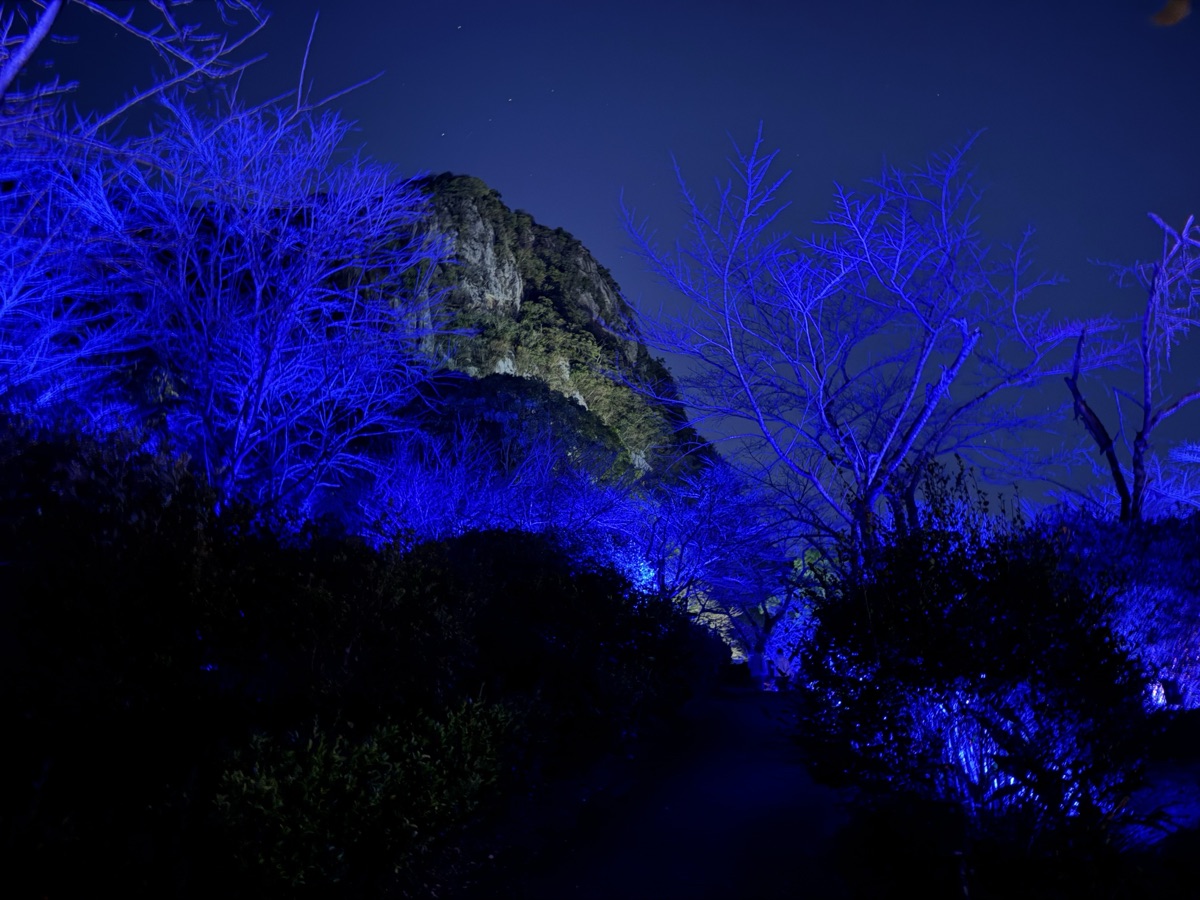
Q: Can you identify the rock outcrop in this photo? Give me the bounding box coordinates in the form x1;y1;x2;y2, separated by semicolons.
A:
420;173;697;475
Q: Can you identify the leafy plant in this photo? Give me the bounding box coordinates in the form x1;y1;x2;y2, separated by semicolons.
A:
214;701;515;891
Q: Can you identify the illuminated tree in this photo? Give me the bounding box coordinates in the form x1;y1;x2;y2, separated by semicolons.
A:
87;98;447;508
361;408;633;546
1;1;267;414
0;1;265;112
1065;214;1200;522
626;131;1117;557
2;3;450;510
617;461;771;596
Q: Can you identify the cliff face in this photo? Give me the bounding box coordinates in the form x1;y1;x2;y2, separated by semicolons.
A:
425;180;524;316
420;173;694;474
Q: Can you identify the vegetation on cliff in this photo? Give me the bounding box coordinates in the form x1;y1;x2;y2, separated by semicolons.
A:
421;173;699;475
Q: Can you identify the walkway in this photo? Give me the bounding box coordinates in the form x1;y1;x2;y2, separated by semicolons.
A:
477;687;852;899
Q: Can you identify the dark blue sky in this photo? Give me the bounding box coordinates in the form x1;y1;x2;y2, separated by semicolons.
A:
239;1;1198;317
51;0;1200;451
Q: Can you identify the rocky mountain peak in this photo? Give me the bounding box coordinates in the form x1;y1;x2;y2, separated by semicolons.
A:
418;173;697;475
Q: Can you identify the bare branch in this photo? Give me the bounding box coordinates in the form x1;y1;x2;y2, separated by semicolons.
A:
0;0;64;101
1063;213;1200;521
627;134;1087;553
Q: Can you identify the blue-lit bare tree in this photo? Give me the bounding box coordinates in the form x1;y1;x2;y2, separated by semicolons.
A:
3;3;450;510
361;414;636;548
0;1;266;109
1;1;267;415
1065;214;1200;522
88;98;447;508
626;132;1119;556
0;154;138;415
615;460;806;680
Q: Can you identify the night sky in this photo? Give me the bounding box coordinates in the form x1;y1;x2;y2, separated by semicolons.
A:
47;0;1200;454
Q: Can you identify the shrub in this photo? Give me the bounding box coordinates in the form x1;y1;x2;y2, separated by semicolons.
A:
426;529;720;760
0;421;718;895
1051;511;1200;709
0;417;237;892
213;700;515;892
797;522;1148;849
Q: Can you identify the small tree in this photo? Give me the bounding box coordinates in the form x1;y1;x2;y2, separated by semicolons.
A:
626;131;1114;559
1065;214;1200;522
618;461;768;605
3;4;450;511
602;460;819;680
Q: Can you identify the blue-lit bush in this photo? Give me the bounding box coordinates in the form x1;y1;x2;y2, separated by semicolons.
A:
797;515;1148;849
1051;511;1200;710
357;375;633;548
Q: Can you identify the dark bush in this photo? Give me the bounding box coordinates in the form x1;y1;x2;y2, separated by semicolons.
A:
404;528;720;765
214;700;515;893
0;418;233;894
797;516;1149;851
0;420;715;896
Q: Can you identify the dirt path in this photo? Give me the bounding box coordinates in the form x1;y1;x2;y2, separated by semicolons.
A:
478;687;852;899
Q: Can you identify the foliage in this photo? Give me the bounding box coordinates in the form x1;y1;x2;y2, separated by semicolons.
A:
610;459;807;676
411;529;726;760
0;417;235;894
416;373;630;480
1051;509;1200;709
618;460;771;605
354;376;637;549
0;9;729;894
796;482;1148;851
214;702;514;892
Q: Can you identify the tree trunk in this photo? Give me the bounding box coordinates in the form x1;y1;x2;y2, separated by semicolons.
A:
1065;374;1133;522
1131;428;1149;523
